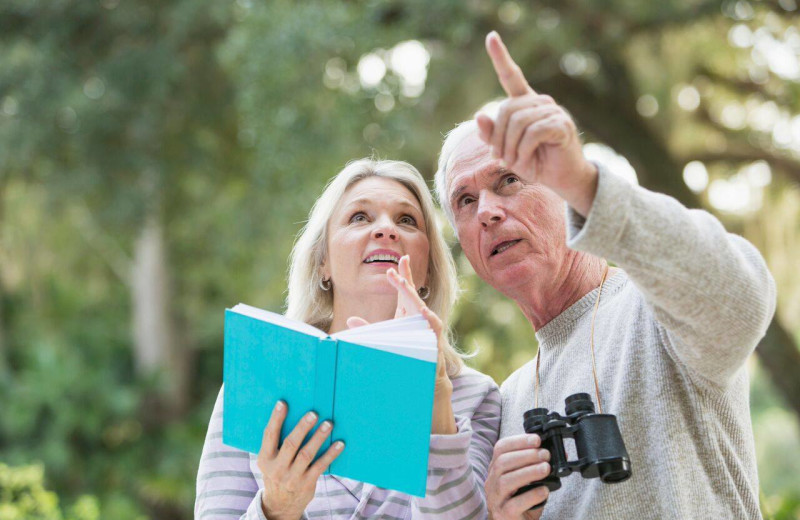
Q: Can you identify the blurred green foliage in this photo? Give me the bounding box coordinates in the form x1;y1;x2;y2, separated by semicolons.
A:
1;0;799;518
0;463;99;520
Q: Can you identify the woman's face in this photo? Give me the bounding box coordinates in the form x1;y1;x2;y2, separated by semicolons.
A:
323;176;430;299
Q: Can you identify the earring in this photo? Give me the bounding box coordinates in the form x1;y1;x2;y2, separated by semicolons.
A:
418;286;430;300
320;278;332;291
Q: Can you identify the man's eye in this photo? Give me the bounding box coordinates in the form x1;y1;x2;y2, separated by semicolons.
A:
349;212;368;223
399;215;417;226
502;175;519;185
458;196;475;208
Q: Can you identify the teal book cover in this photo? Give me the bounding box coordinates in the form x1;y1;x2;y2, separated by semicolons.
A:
222;304;438;497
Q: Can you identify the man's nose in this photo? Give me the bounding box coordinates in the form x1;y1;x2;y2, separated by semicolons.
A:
373;217;399;240
477;192;505;228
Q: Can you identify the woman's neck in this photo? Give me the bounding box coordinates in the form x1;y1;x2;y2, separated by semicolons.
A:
327;292;397;334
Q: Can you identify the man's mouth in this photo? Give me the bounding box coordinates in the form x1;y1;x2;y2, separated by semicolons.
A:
490;239;521;257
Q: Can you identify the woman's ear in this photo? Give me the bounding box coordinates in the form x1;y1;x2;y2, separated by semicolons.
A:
320;257;330;281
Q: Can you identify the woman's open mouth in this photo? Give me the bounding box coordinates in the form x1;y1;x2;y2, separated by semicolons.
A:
364;253;400;265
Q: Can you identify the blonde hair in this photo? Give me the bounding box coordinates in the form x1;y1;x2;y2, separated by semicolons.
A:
286;158;463;376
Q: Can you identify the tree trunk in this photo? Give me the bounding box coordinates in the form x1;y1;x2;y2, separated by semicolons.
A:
757;319;800;419
0;287;6;379
131;214;189;418
0;191;7;380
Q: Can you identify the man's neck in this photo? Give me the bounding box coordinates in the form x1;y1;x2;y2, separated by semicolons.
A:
514;252;607;331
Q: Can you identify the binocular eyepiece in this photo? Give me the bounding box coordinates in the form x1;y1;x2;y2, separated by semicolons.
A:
514;393;632;509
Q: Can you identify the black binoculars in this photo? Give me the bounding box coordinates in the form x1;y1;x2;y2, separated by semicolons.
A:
515;393;632;509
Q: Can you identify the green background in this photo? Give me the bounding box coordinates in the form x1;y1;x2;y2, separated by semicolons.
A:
1;1;799;518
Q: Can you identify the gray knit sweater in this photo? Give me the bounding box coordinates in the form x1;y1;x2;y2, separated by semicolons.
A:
499;163;776;520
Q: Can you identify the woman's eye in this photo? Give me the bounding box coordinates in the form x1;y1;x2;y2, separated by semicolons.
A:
502;175;519;186
349;212;368;223
399;215;417;226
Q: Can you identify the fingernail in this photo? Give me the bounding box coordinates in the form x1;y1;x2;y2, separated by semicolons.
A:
527;434;540;446
320;421;331;432
538;462;550;473
335;441;344;450
305;412;317;423
540;449;550;462
275;401;285;411
499;159;507;168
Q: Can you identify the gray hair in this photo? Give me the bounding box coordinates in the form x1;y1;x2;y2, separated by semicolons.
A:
285;158;463;375
434;102;501;236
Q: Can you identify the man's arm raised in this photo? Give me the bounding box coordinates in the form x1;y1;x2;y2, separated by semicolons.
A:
475;32;776;385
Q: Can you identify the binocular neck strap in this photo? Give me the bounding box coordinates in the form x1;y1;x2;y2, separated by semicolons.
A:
535;263;610;413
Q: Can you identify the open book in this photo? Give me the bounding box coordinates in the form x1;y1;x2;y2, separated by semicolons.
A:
223;303;438;497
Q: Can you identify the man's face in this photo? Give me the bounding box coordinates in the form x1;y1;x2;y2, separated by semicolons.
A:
446;131;569;297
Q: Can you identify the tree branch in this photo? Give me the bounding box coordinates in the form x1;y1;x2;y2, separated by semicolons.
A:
684;149;800;186
696;65;800;109
687;104;800;186
626;1;725;36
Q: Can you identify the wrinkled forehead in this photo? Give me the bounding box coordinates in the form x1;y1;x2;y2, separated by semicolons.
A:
447;131;497;193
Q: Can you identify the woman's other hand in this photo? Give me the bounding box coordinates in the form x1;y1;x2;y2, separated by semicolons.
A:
347;255;456;434
257;401;344;520
388;256;456;434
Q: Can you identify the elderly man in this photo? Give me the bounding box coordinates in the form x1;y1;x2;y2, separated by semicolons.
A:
434;32;776;519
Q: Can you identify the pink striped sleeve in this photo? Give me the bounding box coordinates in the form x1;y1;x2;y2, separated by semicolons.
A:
195;386;265;519
410;370;501;519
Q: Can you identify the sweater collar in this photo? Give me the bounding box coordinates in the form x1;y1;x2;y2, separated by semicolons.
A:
534;268;628;347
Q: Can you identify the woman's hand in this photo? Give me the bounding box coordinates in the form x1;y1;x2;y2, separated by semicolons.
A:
257;401;344;520
390;255;426;320
347;255;456;434
388;256;456;435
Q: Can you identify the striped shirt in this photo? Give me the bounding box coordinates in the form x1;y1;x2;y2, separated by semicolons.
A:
195;366;500;519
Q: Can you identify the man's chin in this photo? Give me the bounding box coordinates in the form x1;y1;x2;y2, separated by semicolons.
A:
487;261;535;293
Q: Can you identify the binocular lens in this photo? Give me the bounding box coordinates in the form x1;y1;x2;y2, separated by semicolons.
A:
564;393;595;415
597;459;632;483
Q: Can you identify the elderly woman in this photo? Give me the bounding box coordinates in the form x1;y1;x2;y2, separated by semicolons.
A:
195;159;500;519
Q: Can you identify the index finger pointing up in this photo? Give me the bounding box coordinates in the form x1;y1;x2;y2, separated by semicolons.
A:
486;31;534;98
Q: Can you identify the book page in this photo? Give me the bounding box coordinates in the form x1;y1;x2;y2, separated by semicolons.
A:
346;330;437;346
230;303;326;338
333;315;437;362
348;340;438;363
332;314;430;338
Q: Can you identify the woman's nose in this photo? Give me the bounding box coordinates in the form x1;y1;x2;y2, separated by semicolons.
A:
373;219;399;241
